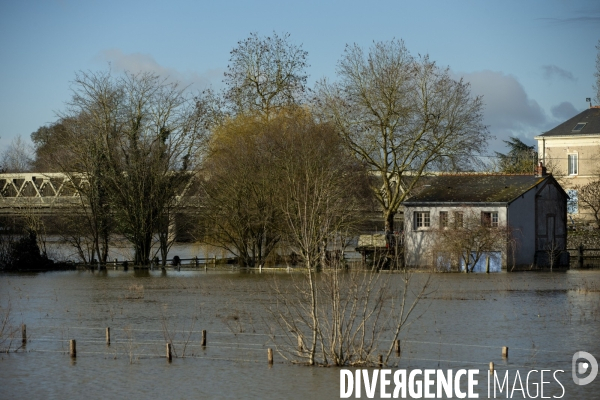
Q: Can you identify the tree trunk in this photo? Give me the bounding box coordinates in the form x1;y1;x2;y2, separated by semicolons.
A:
307;258;318;366
384;211;395;234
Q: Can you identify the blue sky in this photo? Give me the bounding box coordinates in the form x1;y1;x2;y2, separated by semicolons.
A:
1;0;599;156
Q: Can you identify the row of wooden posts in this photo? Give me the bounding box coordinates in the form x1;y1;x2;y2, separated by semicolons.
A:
107;256;218;270
20;324;508;367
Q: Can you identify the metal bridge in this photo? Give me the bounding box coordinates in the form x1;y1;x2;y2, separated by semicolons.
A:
0;172;194;215
0;173;84;213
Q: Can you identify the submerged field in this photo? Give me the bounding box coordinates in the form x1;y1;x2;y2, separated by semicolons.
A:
1;269;599;399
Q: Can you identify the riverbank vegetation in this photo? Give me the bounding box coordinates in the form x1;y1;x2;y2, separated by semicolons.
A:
6;32;489;270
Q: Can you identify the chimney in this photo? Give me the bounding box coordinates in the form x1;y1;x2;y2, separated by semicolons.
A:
535;161;547;177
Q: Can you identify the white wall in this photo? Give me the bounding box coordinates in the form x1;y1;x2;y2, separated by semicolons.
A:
404;204;507;267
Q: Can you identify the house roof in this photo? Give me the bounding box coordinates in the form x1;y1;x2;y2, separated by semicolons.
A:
537;107;600;137
402;174;553;205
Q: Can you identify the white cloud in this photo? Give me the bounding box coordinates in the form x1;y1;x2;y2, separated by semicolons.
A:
94;49;224;91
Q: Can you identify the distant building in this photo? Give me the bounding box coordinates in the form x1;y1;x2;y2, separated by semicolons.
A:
535;106;600;218
402;166;568;271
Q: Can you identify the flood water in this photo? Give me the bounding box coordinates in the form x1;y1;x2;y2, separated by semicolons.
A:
1;269;600;399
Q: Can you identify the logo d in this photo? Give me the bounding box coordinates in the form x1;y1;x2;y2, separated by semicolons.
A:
572;351;598;386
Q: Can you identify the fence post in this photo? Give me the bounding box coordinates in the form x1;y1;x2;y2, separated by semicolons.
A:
114;258;118;269
578;244;584;269
195;257;199;267
166;343;172;361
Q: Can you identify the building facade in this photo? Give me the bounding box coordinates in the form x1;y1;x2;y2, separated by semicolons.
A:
402;171;568;270
535;106;600;218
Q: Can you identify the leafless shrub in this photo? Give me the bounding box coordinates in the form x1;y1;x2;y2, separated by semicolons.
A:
266;254;432;367
431;208;517;273
123;326;140;364
160;306;198;358
0;301;23;353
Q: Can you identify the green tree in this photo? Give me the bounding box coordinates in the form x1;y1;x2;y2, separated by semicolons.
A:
198;113;282;267
494;137;537;174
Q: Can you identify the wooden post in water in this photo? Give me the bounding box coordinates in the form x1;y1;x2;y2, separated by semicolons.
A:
201;330;207;347
378;354;383;368
578;245;584;269
394;339;400;356
297;335;303;357
114;258;118;269
502;346;509;358
485;256;490;273
70;340;76;358
106;327;110;345
195;257;199;267
166;343;172;361
21;324;26;346
267;348;273;365
489;362;494;374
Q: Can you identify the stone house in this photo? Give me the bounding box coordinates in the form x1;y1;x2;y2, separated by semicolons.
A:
535;106;600;217
402;167;568;270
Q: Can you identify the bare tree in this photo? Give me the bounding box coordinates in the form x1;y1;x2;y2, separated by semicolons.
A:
269;110;371;365
432;208;515;273
273;109;370;272
224;32;308;120
262;111;428;367
316;40;489;235
576;180;600;228
1;135;33;172
56;70;206;265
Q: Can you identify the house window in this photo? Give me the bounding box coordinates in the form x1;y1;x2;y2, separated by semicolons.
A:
568;154;578;175
566;189;578;214
439;211;448;228
453;211;463;228
572;122;586;132
482;211;499;227
414;211;430;229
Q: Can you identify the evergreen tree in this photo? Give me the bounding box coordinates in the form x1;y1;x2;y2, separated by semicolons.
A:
494;137;537;174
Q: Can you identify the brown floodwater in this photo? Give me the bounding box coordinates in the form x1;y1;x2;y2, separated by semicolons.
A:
1;269;599;399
